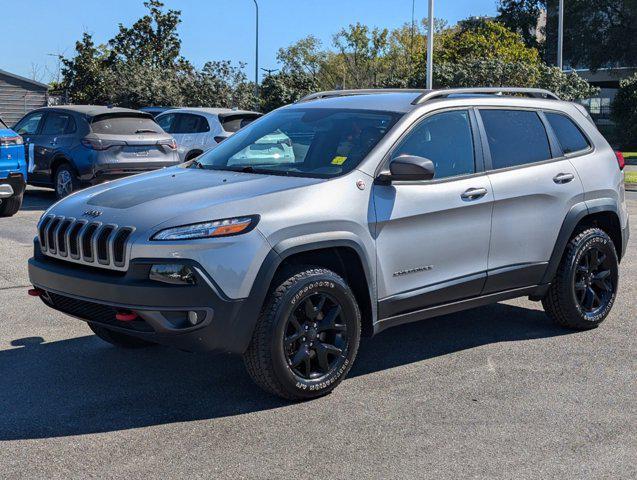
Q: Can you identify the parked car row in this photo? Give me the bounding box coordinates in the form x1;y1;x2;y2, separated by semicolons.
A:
0;104;262;216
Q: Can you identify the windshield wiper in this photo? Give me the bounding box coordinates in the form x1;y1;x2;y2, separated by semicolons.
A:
191;159;205;169
135;129;158;134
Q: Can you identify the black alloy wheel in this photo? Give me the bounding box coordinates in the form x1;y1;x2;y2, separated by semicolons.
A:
573;245;615;317
283;292;348;380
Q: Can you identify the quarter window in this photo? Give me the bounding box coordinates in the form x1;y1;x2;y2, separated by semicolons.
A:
480;109;551;169
545;112;590;154
392;110;476;179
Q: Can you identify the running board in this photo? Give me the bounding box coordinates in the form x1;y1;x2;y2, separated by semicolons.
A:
373;285;539;334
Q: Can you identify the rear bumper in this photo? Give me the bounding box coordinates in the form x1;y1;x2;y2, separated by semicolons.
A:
86;160;181;184
28;246;264;353
0;173;26;198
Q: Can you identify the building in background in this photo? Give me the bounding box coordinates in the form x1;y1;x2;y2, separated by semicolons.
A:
0;69;49;126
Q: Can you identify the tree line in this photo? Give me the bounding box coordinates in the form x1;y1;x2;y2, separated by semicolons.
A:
57;0;610;114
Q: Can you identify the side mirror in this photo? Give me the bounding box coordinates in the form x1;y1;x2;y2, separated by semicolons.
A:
379;154;435;182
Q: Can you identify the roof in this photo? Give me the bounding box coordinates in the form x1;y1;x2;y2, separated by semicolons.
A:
164;107;260;117
35;105;151;118
0;69;49;90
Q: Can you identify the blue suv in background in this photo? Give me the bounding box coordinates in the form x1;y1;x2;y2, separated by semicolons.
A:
0;116;26;217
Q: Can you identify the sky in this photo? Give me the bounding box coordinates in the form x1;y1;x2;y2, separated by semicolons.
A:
4;0;499;84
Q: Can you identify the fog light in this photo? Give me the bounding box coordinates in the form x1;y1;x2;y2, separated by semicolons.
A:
188;311;199;326
149;264;196;285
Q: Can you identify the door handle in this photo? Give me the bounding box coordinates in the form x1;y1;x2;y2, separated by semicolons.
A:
461;187;488;200
553;172;574;184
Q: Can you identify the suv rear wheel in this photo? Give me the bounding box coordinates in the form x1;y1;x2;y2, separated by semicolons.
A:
88;323;157;348
542;228;619;329
244;267;361;400
54;163;79;199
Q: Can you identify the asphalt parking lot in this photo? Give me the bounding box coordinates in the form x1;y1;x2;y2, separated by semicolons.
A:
0;187;635;480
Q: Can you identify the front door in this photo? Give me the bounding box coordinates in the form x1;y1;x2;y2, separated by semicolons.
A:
373;109;493;319
14;111;45;183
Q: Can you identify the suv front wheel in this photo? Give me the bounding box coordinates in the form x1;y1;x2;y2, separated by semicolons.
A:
244;268;361;400
542;228;619;329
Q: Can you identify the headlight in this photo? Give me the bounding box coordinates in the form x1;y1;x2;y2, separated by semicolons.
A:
151;216;259;241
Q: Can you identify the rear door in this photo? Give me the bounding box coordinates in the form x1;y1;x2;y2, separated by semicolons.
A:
38;112;77;177
478;108;584;293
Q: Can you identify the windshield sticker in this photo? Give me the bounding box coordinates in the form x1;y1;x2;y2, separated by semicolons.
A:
331;156;347;165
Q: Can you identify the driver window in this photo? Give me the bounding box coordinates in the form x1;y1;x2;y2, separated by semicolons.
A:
15;112;44;136
393;110;475;179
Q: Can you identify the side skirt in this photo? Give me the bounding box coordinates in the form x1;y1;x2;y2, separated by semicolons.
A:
373;285;539;335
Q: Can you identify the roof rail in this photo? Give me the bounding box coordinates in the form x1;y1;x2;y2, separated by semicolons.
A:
411;87;560;105
297;88;431;103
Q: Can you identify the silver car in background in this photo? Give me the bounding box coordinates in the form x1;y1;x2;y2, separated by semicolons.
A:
156;107;261;161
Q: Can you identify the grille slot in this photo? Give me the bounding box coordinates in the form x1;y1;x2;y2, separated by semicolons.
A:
38;216;52;250
38;215;134;271
97;226;115;264
46;218;60;253
81;223;98;261
56;220;72;256
68;221;85;258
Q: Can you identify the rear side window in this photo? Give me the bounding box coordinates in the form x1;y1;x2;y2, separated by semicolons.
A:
173;113;209;134
545;112;590;154
393;110;475;179
41;113;75;135
91;114;160;135
480;109;551;169
221;114;261;133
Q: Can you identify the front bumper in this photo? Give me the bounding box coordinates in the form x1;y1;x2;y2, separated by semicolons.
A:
0;173;26;198
28;246;266;353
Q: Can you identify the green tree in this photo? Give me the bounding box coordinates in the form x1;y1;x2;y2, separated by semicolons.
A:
437;19;540;64
259;71;318;112
60;32;113;105
497;0;545;50
612;73;637;147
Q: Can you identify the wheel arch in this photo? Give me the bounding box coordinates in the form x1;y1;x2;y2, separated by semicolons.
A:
541;200;622;285
50;155;77;181
185;149;204;161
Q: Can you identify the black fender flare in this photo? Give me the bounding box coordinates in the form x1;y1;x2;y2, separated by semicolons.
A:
230;236;376;353
540;199;620;285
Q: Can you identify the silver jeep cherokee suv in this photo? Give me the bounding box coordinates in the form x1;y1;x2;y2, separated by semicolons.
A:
28;88;630;400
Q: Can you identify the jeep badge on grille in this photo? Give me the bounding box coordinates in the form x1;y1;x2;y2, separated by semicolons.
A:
82;210;103;218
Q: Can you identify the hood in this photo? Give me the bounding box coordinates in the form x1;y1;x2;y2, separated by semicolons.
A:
48;166;323;233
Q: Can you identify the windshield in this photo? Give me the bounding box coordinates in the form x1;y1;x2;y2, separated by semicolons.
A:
193;108;401;178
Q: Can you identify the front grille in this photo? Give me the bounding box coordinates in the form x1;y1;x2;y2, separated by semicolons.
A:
45;292;153;332
38;215;135;271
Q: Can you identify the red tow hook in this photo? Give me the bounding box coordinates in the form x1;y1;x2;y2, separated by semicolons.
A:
27;288;43;297
115;310;138;322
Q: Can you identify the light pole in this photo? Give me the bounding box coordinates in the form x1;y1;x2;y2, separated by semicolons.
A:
426;0;434;89
557;0;564;69
253;0;259;99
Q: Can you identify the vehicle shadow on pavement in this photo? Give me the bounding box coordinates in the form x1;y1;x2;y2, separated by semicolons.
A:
20;188;56;212
0;303;571;440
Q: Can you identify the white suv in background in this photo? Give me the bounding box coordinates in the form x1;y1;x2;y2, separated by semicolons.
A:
156;108;261;161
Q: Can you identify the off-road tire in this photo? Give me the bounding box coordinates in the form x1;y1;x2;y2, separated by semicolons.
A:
542;228;619;330
244;267;361;400
0;194;23;217
88;323;156;348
